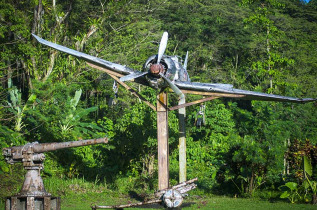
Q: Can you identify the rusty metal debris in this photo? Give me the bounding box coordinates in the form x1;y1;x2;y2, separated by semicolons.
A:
91;177;197;209
155;177;198;197
3;137;108;210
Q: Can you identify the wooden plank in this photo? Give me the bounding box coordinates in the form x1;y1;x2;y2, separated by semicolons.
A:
169;96;220;111
180;89;245;98
87;62;156;111
86;62;124;78
157;92;169;190
91;199;162;209
109;74;156;111
155;177;198;197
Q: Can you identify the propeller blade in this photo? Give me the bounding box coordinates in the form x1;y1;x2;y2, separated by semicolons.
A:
159;73;184;97
120;71;148;82
157;32;168;64
183;51;189;70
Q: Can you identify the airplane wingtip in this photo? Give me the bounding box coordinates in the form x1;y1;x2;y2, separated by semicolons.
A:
31;33;42;43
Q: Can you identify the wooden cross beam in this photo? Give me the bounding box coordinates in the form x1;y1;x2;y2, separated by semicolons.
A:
87;62;156;111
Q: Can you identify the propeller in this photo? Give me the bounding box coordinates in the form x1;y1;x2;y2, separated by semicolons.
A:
157;32;168;64
159;73;185;101
121;31;184;101
120;32;168;82
120;71;148;82
154;32;184;99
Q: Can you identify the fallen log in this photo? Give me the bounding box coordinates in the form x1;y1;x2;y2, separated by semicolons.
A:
91;199;162;209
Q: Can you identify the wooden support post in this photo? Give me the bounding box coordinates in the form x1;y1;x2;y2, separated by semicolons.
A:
157;91;169;190
179;99;186;183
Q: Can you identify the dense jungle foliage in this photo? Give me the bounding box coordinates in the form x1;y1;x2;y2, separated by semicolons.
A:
1;0;317;204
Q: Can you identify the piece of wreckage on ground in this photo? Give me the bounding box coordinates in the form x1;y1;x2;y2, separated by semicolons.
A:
32;32;316;209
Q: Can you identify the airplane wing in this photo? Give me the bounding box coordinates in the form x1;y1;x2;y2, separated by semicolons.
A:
32;34;316;103
175;81;316;103
32;34;138;77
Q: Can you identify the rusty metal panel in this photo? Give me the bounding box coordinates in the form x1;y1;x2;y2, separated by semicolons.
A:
44;197;51;210
55;197;61;210
5;198;11;210
11;197;17;210
26;197;35;210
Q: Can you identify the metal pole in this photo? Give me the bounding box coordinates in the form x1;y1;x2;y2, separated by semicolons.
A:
157;91;169;190
178;96;186;183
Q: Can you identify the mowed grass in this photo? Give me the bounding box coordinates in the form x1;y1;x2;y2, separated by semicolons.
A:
1;192;316;209
183;196;316;210
1;176;316;209
61;194;317;210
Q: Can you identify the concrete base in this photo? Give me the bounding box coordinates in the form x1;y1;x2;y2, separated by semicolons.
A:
6;196;60;210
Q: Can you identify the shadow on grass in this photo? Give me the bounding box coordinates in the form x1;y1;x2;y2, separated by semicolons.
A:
128;191;146;202
131;202;196;209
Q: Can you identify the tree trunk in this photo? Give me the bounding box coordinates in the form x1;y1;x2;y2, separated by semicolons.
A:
31;0;44;80
43;50;57;82
266;25;272;90
312;194;317;204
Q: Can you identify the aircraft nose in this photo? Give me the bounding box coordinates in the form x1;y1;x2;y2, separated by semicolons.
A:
150;64;164;75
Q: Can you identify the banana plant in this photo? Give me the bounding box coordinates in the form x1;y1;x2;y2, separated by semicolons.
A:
7;85;36;132
303;155;317;204
59;89;99;135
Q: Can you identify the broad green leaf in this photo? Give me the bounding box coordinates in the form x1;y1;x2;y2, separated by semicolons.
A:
303;155;313;177
280;191;290;199
285;182;297;191
303;180;310;190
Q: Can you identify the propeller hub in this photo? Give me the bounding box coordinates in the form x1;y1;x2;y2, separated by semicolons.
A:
150;64;164;75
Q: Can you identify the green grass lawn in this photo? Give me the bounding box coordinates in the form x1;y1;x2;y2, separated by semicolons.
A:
62;194;317;210
1;176;316;209
1;193;316;210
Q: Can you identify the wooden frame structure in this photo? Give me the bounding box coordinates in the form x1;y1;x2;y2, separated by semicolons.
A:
87;62;246;190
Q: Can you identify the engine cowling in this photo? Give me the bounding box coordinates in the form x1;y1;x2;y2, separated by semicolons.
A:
143;55;176;89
